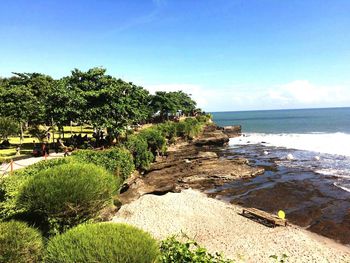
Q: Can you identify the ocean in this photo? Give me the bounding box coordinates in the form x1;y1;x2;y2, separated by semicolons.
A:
212;107;350;191
211;107;350;244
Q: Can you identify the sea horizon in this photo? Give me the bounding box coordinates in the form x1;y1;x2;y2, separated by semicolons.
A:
210;106;350;114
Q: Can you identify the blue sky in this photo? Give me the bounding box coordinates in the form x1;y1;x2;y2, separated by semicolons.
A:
1;0;350;111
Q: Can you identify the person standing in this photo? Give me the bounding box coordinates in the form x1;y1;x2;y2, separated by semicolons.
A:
54;139;59;153
41;143;46;156
45;142;50;155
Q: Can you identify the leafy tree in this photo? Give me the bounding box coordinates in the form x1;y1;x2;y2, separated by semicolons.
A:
27;125;49;142
46;78;85;132
0;73;54;142
0;117;19;140
174;90;197;115
66;68;151;138
4;73;54;125
150;91;197;121
0;85;36;142
150;91;177;120
0;68;199;144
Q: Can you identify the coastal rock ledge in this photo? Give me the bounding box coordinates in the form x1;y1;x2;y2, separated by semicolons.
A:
222;125;242;137
120;124;264;204
194;124;230;146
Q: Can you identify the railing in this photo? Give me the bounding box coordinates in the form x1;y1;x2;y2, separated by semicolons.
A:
0;153;53;177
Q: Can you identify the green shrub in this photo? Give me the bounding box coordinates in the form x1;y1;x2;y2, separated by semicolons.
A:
0;175;30;220
0;221;44;263
176;118;203;139
44;223;160;263
125;134;154;171
18;163;117;234
160;235;233;263
157;121;177;140
195;114;211;123
72;148;135;181
139;128;167;156
0;158;74;221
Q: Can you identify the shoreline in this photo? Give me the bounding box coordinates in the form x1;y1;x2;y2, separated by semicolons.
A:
116;123;350;261
113;189;350;262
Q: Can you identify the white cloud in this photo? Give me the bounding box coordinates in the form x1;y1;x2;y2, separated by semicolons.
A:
268;80;350;105
145;80;350;112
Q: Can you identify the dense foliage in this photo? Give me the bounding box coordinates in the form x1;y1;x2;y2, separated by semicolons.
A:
17;162;117;233
157;121;178;140
123;118;207;171
0;221;44;263
125;134;154;171
139;128;167;156
0;117;19;140
176;118;204;139
0;159;72;220
160;236;233;263
150;91;197;121
0;175;30;220
72;148;135;181
44;223;160;263
0;68;199;140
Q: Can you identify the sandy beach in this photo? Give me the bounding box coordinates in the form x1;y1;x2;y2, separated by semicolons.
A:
113;189;350;263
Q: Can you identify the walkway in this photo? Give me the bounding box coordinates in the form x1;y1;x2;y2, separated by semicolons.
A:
0;153;64;176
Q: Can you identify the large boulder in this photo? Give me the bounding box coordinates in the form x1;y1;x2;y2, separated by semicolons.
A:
222;125;241;137
194;126;229;146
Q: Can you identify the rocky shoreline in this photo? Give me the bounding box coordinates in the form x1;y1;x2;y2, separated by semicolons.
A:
119;124;262;204
116;124;350;262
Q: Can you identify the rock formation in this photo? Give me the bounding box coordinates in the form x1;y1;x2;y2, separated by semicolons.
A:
120;125;264;204
222;125;242;137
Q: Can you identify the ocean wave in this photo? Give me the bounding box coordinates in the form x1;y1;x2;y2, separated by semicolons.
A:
334;182;350;193
229;132;350;157
315;169;350;178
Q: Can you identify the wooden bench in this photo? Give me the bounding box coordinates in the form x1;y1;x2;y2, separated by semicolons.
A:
242;207;287;227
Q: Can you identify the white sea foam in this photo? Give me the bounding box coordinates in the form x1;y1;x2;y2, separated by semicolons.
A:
230;132;350;157
334;182;350;193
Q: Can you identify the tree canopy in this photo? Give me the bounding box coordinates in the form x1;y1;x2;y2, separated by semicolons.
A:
0;117;19;140
0;67;199;139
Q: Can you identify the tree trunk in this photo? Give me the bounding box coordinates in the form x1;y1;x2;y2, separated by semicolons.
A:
52;118;55;143
20;122;23;145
